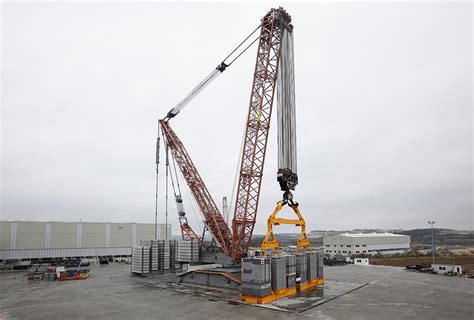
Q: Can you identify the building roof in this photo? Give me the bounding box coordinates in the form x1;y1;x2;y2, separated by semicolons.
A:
0;220;168;225
339;233;407;238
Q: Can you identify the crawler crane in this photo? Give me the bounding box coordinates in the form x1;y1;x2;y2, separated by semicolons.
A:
156;7;310;263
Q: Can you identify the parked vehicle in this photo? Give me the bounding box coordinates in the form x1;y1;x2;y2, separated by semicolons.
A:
58;268;90;280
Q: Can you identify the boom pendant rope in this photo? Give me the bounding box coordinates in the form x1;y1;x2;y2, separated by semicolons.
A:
171;156;182;196
169;150;200;241
155;124;161;240
165;142;169;240
223;24;262;64
164;24;262;121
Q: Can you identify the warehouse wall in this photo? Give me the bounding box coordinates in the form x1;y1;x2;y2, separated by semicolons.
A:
355;235;410;246
16;222;45;249
110;223;132;247
50;222;76;248
0;221;171;250
135;224;171;245
136;224;154;245
0;222;11;250
82;223;106;247
323;234;411;256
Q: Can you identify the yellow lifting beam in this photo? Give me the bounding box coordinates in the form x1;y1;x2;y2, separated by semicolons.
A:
260;200;310;255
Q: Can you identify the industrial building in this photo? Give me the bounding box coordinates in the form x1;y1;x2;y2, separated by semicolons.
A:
0;220;171;261
323;233;411;256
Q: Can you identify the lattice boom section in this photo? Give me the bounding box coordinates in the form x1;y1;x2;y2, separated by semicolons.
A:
232;8;288;261
181;222;200;241
160;121;231;254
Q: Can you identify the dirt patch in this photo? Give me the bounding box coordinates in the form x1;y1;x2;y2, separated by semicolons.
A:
448;248;474;255
370;256;474;271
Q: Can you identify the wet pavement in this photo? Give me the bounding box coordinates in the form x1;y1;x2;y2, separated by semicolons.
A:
1;263;473;319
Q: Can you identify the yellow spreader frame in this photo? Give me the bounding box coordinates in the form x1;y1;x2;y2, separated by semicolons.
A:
240;200;324;304
260;200;310;255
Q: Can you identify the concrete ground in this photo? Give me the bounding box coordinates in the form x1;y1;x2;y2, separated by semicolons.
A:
311;265;473;319
0;263;472;319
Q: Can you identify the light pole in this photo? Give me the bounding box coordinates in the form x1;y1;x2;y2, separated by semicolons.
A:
428;221;436;265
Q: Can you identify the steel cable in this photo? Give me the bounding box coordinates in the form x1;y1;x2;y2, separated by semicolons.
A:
277;29;297;175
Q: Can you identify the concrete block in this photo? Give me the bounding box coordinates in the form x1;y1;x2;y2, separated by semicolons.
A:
271;256;287;291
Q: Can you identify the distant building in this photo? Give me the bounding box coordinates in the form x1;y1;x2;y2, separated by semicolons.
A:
354;257;369;265
323;233;410;256
432;264;462;274
0;220;171;261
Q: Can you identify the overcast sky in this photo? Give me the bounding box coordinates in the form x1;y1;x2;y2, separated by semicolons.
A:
1;2;472;235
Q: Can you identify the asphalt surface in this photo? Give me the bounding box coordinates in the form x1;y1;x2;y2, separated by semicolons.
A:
308;265;473;319
0;263;472;319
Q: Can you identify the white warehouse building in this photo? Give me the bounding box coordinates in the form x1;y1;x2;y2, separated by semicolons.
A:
0;220;171;261
323;233;411;256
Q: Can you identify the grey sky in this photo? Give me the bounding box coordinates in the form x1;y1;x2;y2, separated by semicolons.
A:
1;2;472;235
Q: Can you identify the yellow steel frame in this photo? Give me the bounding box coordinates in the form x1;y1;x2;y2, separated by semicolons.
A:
241;277;324;304
240;287;297;304
260;200;311;255
297;276;325;291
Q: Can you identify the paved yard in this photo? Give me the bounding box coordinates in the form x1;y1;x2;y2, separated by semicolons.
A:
0;263;472;319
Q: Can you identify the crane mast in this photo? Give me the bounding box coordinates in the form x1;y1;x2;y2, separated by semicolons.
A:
231;8;292;261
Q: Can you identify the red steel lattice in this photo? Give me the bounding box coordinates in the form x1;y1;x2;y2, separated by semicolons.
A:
180;220;201;241
231;8;289;261
160;121;231;254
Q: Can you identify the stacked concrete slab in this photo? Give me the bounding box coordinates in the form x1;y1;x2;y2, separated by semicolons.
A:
27;263;51;280
140;240;158;272
285;254;296;289
271;256;287;291
177;240;199;263
131;240;185;275
151;242;159;272
169;240;179;272
131;246;150;274
296;253;307;284
45;269;57;281
158;240;170;271
241;257;272;297
317;250;324;278
307;251;318;281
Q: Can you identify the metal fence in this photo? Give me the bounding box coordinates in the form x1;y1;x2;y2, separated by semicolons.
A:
0;247;131;260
